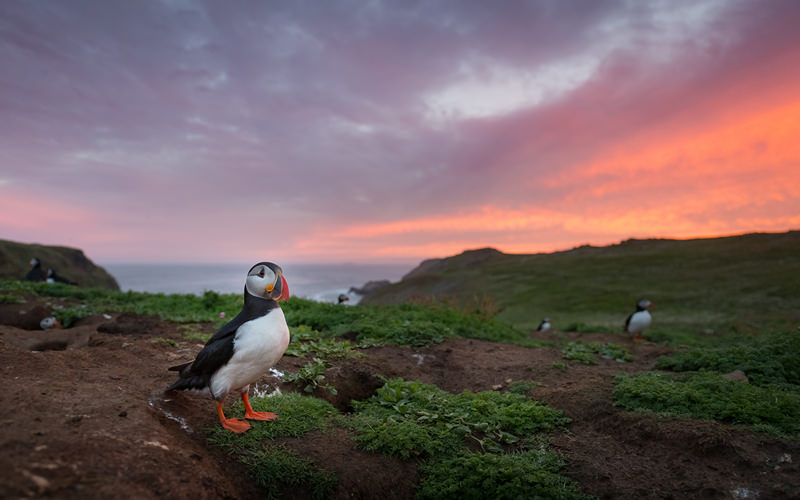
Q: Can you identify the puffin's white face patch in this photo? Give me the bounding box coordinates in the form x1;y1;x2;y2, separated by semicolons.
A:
246;264;276;297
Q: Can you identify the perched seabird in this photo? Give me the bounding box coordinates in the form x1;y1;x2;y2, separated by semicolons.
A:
25;258;46;282
536;317;552;332
46;268;77;286
39;317;61;330
337;293;350;304
625;299;653;342
166;262;290;433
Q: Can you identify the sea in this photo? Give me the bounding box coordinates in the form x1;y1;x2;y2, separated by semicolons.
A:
101;262;412;304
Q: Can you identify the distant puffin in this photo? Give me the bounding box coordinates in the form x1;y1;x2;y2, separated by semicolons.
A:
166;262;290;433
625;299;653;342
40;317;61;330
25;258;46;282
46;268;77;286
337;293;350;304
536;317;552;332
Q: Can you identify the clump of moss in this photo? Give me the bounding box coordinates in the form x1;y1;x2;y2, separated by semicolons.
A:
655;331;800;388
613;371;800;437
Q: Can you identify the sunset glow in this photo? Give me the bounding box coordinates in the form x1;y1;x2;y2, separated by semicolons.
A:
1;1;798;265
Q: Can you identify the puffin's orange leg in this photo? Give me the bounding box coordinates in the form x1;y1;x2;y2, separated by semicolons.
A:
242;393;277;421
216;401;251;433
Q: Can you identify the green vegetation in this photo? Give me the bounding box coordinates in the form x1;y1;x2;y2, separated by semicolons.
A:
417;448;586;500
284;297;531;347
613;371;800;437
350;379;569;458
284;324;361;359
348;379;583;498
283;358;338;394
362;231;800;338
0;292;24;304
0;281;242;327
207;393;338;499
238;445;337;500
206;382;583;499
655;330;800;388
562;341;633;364
152;337;178;347
1;281;526;347
507;380;539;395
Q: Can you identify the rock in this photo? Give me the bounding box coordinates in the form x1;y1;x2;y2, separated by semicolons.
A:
348;280;391;295
721;370;749;383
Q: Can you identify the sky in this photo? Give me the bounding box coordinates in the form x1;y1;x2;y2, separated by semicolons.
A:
1;0;799;265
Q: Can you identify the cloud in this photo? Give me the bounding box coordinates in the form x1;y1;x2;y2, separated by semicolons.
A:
0;0;798;263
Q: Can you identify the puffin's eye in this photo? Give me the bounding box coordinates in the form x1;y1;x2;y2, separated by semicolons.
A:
258;270;265;278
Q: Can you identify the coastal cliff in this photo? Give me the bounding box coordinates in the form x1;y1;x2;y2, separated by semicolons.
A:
0;239;120;290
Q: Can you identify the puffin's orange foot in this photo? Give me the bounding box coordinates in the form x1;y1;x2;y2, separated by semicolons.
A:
221;418;251;433
632;336;645;343
245;410;278;421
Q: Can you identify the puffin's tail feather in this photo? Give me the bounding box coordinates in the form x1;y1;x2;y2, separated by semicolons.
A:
168;361;192;372
165;374;207;393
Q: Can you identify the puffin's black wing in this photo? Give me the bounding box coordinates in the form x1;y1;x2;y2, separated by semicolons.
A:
165;314;246;392
166;292;279;392
624;312;633;332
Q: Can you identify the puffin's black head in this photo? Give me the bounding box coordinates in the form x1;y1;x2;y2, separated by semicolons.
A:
30;257;40;268
245;262;290;301
635;299;652;311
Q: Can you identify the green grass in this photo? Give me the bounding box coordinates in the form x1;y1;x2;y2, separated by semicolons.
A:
613;371;800;437
507;380;539;395
349;378;569;458
283;358;338;395
562;341;633;364
417;448;587;500
655;330;800;388
348;378;583;498
0;280;242;326
206;393;338;499
0;292;24;304
284;297;533;347
0;281;527;348
362;232;800;339
237;445;337;500
204;382;583;499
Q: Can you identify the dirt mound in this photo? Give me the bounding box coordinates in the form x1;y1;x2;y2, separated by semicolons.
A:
1;297;798;499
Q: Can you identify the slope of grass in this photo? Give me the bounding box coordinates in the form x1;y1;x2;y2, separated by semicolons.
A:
361;231;800;338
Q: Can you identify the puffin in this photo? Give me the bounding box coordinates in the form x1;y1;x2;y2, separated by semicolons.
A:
536;317;552;332
40;317;61;330
46;268;77;286
625;299;653;342
166;262;290;433
25;257;46;282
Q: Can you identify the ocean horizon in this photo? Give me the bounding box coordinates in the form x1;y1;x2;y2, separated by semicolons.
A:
101;262;411;304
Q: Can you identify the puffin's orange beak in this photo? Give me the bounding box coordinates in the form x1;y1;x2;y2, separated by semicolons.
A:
278;275;290;301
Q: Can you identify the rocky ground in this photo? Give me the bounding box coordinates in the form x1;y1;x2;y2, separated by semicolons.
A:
0;295;798;499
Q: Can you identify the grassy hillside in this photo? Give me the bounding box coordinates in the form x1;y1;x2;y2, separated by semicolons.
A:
361;231;800;338
0;239;119;290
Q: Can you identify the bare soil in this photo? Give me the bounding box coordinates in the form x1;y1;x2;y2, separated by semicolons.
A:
1;296;798;499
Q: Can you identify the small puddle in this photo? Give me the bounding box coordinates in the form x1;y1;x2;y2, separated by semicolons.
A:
148;392;192;433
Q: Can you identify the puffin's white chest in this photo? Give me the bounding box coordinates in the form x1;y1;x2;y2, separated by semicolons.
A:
210;308;290;398
627;310;652;333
